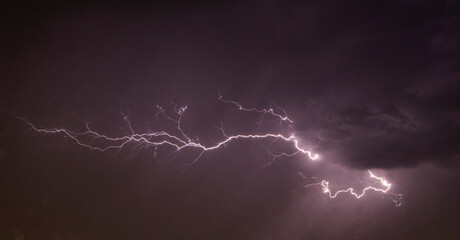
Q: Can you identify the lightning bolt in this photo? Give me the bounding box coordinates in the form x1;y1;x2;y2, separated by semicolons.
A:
309;171;403;207
16;91;403;207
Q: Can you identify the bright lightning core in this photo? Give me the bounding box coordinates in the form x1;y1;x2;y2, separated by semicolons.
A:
16;92;403;207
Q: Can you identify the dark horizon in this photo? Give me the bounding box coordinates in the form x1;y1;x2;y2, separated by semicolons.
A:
1;0;459;239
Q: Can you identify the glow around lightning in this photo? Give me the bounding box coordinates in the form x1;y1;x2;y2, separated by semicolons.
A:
17;92;403;206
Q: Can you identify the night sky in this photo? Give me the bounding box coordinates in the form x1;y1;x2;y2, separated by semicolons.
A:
1;0;460;239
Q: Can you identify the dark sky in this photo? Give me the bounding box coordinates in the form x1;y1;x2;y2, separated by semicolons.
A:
1;0;460;239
